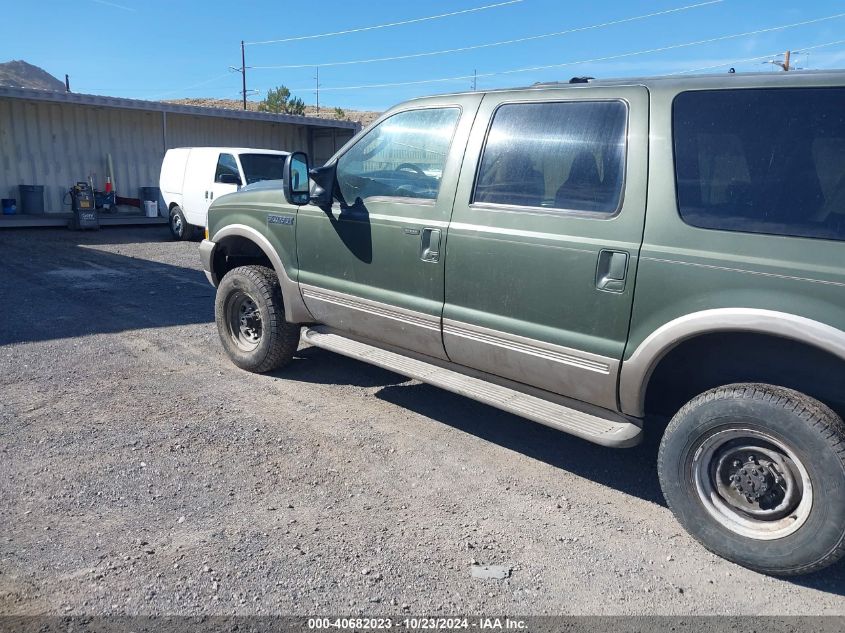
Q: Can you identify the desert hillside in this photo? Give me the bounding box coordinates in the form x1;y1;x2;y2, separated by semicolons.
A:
0;60;65;91
166;97;380;126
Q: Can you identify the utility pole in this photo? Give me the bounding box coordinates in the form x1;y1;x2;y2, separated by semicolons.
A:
65;74;70;92
766;50;797;72
315;66;320;111
241;40;247;109
472;69;477;91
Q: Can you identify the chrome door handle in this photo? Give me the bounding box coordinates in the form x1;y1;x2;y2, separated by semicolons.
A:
420;228;441;263
596;249;629;293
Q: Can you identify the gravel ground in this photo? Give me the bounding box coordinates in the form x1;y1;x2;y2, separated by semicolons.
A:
1;227;844;616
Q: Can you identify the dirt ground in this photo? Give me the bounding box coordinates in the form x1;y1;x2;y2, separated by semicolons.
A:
1;227;844;616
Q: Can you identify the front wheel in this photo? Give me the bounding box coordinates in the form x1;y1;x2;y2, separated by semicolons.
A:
169;205;194;241
214;265;300;373
658;384;845;575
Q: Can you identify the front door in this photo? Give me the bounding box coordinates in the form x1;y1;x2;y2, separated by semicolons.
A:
208;153;240;217
296;96;481;360
443;87;649;411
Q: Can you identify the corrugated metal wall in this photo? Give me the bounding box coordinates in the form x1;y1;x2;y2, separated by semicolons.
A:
0;98;344;213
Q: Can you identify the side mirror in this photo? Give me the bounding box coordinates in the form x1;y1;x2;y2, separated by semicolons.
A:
309;163;339;209
218;173;241;186
283;152;311;205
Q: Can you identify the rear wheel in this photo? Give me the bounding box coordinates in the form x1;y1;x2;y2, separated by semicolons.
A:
169;205;194;241
658;383;845;575
214;265;300;373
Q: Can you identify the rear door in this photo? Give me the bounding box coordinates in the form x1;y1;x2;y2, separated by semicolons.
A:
443;86;649;411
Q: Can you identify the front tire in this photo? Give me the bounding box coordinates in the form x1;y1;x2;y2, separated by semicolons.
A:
214;265;300;373
169;205;194;241
658;384;845;576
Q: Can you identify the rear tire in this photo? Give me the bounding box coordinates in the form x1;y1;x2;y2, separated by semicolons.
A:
658;383;845;576
169;205;194;241
214;265;300;373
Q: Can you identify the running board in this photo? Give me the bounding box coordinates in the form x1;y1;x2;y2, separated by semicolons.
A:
301;327;642;448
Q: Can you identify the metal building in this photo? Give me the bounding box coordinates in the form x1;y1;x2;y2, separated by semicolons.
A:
0;86;360;226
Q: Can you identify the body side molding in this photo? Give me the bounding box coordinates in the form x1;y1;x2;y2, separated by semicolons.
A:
619;308;845;417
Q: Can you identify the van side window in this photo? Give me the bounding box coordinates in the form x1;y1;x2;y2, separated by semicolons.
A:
335;107;461;204
215;153;240;183
473;101;627;214
674;88;845;241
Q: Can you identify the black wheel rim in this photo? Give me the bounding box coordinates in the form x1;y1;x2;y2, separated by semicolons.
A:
225;290;262;352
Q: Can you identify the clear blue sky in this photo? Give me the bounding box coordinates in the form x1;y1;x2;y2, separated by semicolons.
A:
6;0;845;111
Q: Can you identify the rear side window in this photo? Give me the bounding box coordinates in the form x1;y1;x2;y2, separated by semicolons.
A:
674;88;845;241
473;101;627;214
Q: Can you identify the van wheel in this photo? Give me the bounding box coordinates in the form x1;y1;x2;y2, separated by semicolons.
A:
169;205;193;241
658;384;845;576
214;265;300;373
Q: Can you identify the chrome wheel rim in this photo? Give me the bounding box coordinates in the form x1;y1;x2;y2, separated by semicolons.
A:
692;427;812;540
225;291;262;352
172;213;183;236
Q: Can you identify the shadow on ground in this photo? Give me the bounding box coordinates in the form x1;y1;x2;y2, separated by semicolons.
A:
285;346;665;506
283;346;845;595
0;226;213;346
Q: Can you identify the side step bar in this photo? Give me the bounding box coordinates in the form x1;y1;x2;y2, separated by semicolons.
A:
301;327;642;448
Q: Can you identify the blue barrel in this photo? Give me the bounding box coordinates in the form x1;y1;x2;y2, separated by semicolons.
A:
1;198;16;215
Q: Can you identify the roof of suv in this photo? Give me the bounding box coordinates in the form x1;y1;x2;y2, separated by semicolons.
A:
404;68;845;102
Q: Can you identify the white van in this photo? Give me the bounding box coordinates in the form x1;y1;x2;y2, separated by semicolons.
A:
159;147;290;240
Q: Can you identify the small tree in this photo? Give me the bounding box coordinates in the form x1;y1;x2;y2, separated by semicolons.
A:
287;96;306;116
333;107;347;120
258;86;306;115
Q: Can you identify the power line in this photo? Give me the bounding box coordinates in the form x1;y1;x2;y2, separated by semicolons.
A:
250;0;723;70
287;11;845;92
671;38;845;74
245;0;524;46
150;72;233;100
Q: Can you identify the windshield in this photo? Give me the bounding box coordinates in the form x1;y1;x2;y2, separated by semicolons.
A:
238;153;287;185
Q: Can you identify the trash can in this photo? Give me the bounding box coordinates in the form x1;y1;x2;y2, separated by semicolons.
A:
139;186;162;217
19;185;45;214
1;198;16;215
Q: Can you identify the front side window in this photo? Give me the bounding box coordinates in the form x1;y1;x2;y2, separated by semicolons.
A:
473;101;627;213
215;153;240;183
336;107;461;204
674;88;845;241
239;153;286;185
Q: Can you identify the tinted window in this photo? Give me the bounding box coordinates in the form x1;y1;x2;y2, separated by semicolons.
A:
239;153;287;185
674;88;845;241
473;101;627;213
336;107;460;203
214;153;239;183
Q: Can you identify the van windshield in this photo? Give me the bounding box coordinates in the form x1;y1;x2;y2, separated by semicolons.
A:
238;153;287;185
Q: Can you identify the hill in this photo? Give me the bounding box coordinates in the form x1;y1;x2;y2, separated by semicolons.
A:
0;60;65;91
166;97;380;127
0;61;379;126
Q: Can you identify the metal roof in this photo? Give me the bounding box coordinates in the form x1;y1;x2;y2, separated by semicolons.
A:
0;84;359;130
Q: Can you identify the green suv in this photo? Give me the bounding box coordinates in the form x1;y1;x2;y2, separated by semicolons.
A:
200;71;845;576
